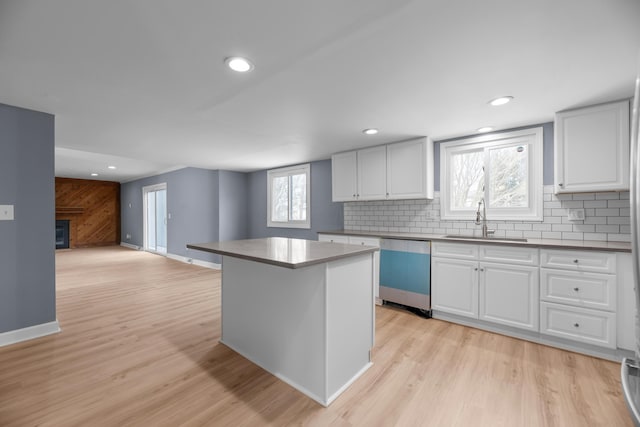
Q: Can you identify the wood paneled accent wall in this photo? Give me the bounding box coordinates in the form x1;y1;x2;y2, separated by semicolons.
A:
55;178;120;248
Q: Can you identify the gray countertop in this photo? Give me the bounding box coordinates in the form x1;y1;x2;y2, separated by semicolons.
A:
187;237;379;269
318;230;632;252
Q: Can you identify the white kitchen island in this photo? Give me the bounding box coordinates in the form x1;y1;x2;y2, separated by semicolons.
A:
187;237;377;406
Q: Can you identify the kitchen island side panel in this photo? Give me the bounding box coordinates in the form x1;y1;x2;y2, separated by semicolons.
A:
220;256;328;403
326;253;374;400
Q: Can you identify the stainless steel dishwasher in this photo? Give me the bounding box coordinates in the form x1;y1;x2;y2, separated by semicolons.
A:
379;239;431;316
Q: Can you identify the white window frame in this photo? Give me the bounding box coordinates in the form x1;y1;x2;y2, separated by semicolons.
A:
267;163;311;229
440;127;543;221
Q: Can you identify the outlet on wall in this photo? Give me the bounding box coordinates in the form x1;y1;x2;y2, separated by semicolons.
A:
126;233;131;239
0;205;15;220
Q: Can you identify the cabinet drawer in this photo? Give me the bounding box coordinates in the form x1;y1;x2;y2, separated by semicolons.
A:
348;236;380;247
540;269;616;311
540;302;616;349
318;234;349;244
432;242;478;259
479;245;539;266
540;249;616;273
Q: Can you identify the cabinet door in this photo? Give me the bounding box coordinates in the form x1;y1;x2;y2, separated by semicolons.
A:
331;151;358;202
386;138;433;199
348;236;381;299
431;257;478;318
357;145;387;200
479;262;539;331
554;100;630;193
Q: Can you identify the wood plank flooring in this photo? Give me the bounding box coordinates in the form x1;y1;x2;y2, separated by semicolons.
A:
0;246;633;426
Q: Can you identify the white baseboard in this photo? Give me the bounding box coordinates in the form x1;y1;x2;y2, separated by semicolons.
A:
166;253;221;270
119;243;220;269
120;242;141;250
0;320;61;348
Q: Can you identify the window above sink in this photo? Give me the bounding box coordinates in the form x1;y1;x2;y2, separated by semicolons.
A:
440;127;544;222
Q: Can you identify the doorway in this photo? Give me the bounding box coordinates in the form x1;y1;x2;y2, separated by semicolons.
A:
143;183;167;254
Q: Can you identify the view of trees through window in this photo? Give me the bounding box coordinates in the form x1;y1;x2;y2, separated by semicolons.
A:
451;150;484;209
489;144;528;208
442;127;542;221
450;143;529;211
271;173;307;222
268;164;310;228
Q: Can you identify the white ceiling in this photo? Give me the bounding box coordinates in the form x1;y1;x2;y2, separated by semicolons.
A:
1;0;639;182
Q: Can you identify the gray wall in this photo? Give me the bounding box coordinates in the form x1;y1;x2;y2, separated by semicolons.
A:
247;159;344;240
434;122;555;190
0;103;56;334
120;160;343;260
219;171;248;242
121;167;220;263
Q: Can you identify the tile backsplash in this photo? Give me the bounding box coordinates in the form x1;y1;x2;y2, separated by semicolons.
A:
344;185;631;242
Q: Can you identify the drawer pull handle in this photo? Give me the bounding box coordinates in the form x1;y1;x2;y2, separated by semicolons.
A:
574;287;579;292
573;259;579;264
474;267;478;271
574;323;580;328
480;268;484;272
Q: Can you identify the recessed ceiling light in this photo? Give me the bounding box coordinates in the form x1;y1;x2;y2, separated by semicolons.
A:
91;173;99;177
477;127;494;133
363;128;379;135
488;96;513;106
225;56;254;73
108;165;116;170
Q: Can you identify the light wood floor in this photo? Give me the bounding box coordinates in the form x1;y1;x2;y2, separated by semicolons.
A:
0;246;633;426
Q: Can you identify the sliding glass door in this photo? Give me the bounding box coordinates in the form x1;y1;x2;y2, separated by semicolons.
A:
143;183;167;254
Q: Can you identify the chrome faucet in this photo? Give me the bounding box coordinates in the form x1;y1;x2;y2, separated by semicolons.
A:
475;198;495;238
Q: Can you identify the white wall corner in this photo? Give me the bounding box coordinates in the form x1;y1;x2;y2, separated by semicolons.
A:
0;320;61;348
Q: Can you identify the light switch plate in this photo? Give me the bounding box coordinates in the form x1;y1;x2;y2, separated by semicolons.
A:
0;205;14;220
567;208;585;221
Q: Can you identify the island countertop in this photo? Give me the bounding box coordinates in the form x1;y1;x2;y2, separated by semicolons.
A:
187;237;378;269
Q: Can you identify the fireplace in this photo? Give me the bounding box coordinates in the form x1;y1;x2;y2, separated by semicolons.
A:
56;220;70;249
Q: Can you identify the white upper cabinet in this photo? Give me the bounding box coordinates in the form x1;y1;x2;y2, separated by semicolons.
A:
357;145;387;200
387;138;434;199
331;137;434;202
554;99;630;193
331;151;358;202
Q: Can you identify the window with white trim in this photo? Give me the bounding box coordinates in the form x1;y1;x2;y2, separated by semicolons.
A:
267;163;311;228
440;127;543;221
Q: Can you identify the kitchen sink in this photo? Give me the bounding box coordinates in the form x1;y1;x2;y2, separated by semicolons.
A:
444;235;528;243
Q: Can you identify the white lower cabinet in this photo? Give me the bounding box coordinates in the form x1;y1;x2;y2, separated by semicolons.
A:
319;234;380;299
540;301;616;349
431;257;478;318
479;262;539;331
540;269;616;311
318;234;349;244
432;242;539;332
540;248;618;349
